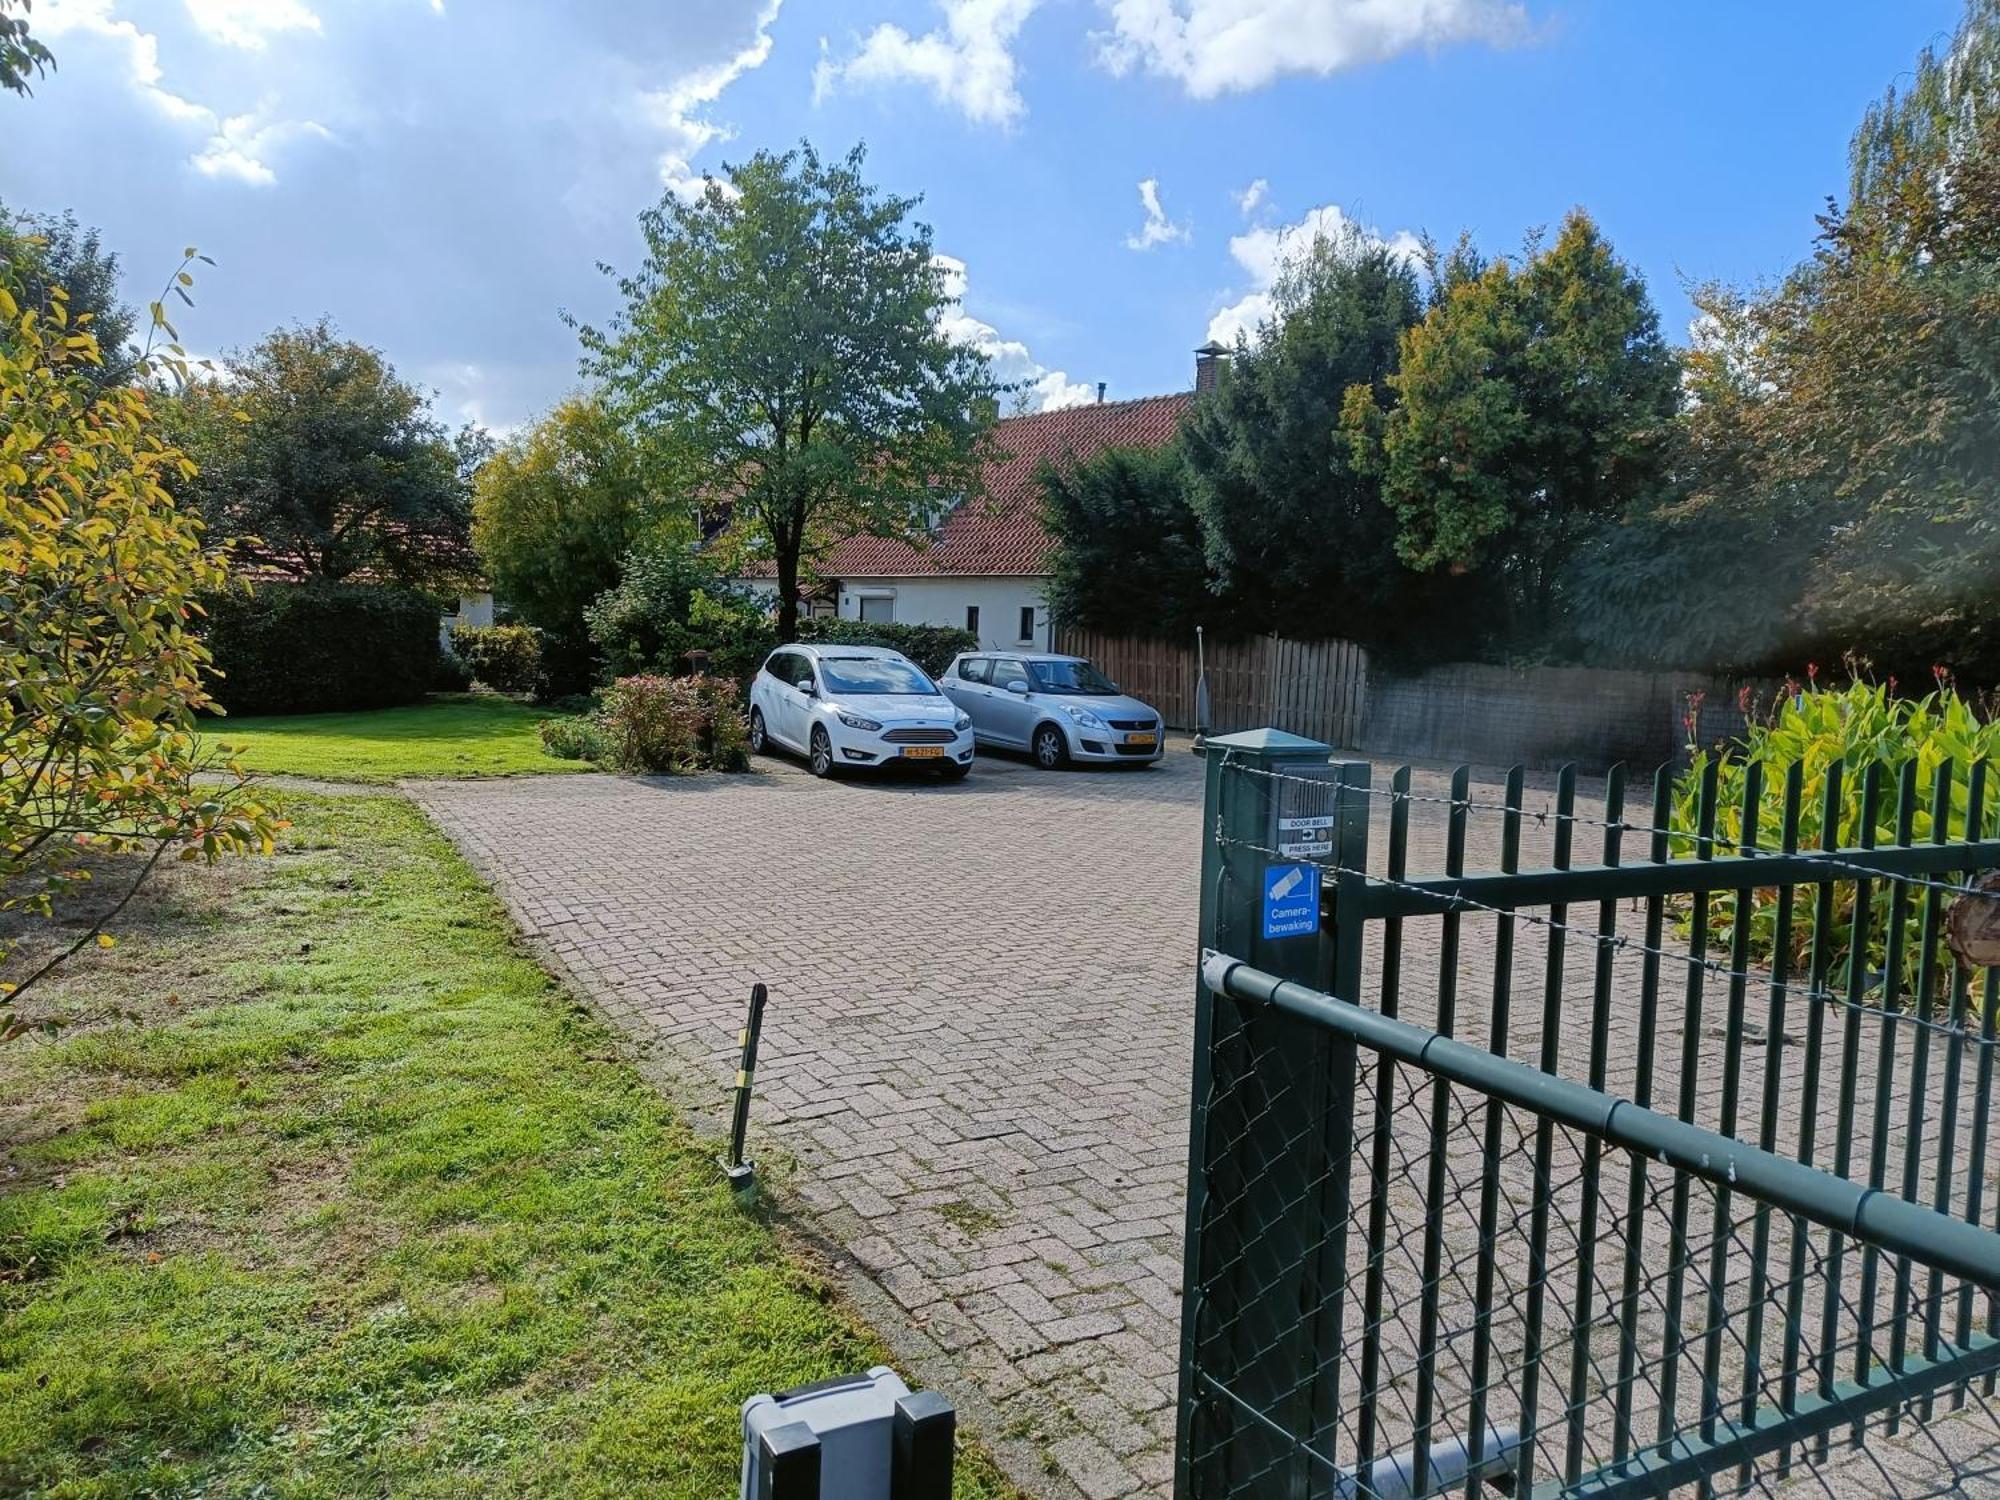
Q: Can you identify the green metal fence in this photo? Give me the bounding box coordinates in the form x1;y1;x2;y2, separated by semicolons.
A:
1177;730;2000;1498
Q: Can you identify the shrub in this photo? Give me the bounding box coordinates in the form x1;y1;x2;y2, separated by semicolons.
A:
1674;671;2000;1000
586;544;776;684
434;650;474;692
203;581;441;715
597;674;749;774
795;618;977;678
538;714;608;763
2;257;280;1016
452;623;543;695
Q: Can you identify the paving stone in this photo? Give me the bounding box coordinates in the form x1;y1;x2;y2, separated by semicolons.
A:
412;748;2000;1498
1050;1434;1142;1500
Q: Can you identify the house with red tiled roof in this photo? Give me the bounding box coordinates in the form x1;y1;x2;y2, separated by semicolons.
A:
747;374;1198;652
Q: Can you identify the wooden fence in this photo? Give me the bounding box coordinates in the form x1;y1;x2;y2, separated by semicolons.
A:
1054;629;1368;748
1054;628;1724;771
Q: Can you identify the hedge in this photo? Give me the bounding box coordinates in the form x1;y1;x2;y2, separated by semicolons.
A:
795;618;978;678
452;623;543;695
202;581;442;715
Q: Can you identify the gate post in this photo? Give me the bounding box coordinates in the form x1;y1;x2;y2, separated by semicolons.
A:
1177;729;1371;1498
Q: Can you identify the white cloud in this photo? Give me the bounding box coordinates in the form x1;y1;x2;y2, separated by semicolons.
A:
816;0;1040;127
183;0;321;51
1233;177;1268;215
1096;0;1528;98
1124;177;1189;251
638;0;783;199
37;0;329;179
191;109;334;186
1207;201;1423;344
934;254;1095;410
39;0;206;121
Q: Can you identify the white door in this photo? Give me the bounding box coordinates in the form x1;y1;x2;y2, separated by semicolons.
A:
772;652;813;749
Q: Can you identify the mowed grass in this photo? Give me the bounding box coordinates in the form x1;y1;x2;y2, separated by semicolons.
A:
0;794;1020;1499
210;694;591;782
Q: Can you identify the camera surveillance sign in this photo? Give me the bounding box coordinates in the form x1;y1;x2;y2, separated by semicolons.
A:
1261;862;1321;941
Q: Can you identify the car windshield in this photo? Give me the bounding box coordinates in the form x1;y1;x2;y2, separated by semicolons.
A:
818;656;938;697
1027;659;1118;695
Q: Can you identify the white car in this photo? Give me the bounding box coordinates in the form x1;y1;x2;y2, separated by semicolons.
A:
748;644;975;780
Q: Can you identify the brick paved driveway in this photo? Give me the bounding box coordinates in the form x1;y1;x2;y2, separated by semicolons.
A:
416;748;1210;1497
414;746;2000;1498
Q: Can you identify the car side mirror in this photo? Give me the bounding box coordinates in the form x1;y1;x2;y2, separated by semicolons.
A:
800;680;817;697
1006;679;1029;696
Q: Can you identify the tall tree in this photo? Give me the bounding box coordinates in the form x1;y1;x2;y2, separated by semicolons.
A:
0;203;139;385
1577;0;2000;680
1757;0;2000;675
472;396;655;692
580;142;1001;641
1565;289;1813;671
1342;211;1680;648
175;320;480;590
1040;443;1211;641
1181;224;1474;655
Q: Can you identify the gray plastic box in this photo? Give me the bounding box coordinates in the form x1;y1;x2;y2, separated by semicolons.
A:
740;1366;953;1500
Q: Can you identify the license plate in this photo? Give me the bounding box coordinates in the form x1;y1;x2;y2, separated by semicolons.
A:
1126;733;1158;748
901;746;946;759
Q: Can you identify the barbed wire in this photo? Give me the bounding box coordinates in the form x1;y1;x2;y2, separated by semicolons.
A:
1217;829;1999;1050
1220;759;2000;907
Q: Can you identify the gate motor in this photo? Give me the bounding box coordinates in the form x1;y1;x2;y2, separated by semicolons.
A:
740;1367;954;1500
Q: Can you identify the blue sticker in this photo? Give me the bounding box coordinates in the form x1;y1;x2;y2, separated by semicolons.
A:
1261;862;1321;941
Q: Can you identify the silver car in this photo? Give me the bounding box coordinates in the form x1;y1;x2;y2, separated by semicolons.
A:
939;651;1164;768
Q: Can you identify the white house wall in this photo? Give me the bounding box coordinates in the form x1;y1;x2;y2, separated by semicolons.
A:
835;576;1052;652
439;590;495;652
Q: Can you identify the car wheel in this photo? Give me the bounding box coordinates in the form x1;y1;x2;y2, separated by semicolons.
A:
938;760;971;782
749;707;769;755
809;726;835;778
1032;723;1069;770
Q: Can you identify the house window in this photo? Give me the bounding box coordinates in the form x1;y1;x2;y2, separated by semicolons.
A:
1018;605;1035;642
965;605;980;635
859;594;895;624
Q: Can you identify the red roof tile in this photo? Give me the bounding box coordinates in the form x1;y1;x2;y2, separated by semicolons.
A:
812;391;1191;579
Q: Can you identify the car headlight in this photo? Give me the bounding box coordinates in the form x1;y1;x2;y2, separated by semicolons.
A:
837;711;882;732
954;712;971;732
1060;705;1106;731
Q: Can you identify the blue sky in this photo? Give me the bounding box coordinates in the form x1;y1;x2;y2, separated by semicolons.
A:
0;0;1967;432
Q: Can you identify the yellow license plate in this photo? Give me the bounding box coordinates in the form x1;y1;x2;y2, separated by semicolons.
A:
901;746;946;759
1126;733;1158;748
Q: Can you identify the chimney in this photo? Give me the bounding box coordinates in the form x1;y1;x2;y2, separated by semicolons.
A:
1194;339;1230;394
1096;381;1106;404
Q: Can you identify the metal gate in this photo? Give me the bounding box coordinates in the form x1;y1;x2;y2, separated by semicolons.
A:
1178;729;2000;1498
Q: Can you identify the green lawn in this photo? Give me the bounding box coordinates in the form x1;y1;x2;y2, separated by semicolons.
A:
210;694;592;782
0;794;1019;1499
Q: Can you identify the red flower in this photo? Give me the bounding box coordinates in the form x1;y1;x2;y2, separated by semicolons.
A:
1806;661;1819;683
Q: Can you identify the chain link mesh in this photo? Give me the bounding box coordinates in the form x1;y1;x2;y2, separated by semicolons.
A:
1183;1014;2000;1497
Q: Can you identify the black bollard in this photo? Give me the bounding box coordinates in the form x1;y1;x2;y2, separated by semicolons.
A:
723;983;768;1188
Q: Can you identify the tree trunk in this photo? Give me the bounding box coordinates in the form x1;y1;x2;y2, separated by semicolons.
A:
775;547;801;643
